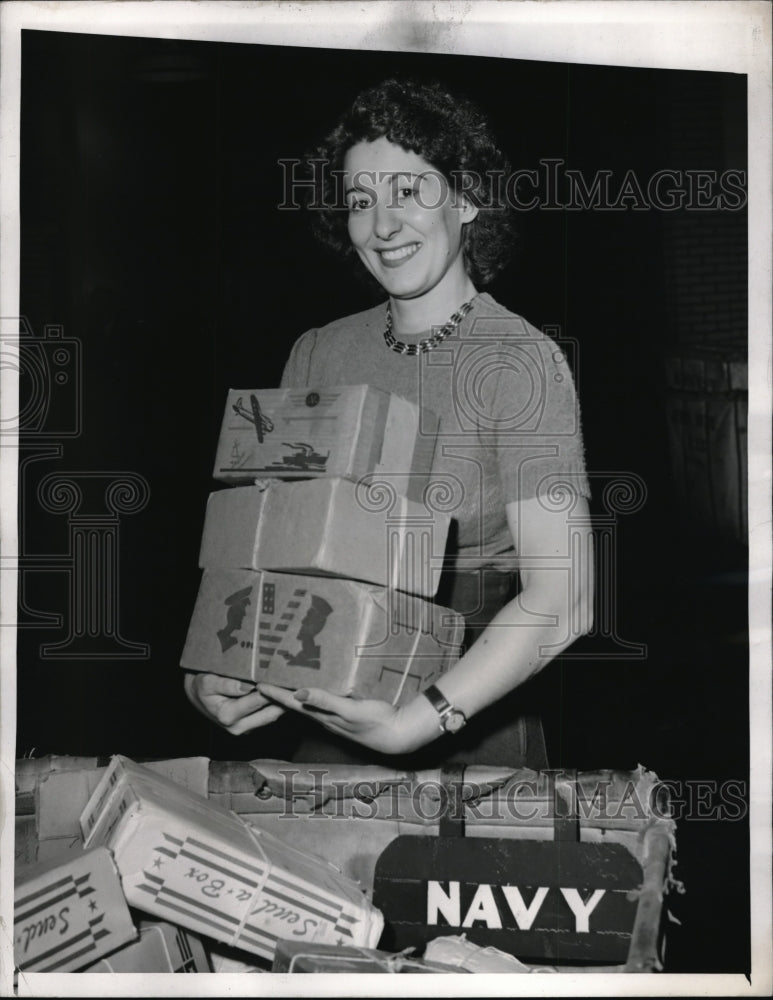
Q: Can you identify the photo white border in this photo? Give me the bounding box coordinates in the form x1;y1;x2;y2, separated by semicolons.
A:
1;2;770;997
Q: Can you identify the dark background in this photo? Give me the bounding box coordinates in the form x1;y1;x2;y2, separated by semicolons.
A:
16;30;749;973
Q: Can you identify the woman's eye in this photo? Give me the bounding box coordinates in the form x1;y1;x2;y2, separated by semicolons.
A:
348;197;371;212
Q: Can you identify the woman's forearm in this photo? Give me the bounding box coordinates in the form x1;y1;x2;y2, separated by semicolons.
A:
394;575;593;751
439;581;590;713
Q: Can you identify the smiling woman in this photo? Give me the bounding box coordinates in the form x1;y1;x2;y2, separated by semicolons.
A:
343;137;478;313
184;78;594;770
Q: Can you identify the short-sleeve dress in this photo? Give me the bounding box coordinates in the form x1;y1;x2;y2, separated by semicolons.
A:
279;291;590;769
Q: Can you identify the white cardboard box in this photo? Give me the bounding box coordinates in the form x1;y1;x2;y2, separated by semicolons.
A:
80;756;383;963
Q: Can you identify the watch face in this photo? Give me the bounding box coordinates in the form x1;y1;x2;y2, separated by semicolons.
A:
444;709;466;734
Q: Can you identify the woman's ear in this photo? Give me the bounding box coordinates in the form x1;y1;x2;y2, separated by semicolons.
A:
457;193;479;225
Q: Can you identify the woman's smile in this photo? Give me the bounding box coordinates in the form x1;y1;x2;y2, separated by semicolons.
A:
377;242;422;266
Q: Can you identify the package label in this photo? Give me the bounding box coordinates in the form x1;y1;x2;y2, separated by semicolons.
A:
214;388;373;479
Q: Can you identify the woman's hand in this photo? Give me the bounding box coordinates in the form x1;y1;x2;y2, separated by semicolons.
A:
184;672;286;736
257;683;429;755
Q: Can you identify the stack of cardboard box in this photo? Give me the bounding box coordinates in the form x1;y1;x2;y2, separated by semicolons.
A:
181;385;464;704
13;386;477;976
14;755;677;975
14;755;385;974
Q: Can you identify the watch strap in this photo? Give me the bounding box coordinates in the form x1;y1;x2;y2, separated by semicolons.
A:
422;684;452;716
422;684;466;734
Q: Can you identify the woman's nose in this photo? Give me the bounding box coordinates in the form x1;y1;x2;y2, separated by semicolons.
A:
373;198;401;240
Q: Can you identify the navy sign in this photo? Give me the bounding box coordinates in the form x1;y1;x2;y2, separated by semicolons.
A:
373;835;643;964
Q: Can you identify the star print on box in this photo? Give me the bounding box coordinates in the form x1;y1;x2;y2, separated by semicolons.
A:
14;846;136;972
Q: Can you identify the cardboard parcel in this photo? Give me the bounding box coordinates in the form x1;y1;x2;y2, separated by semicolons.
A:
83;920;210;973
199;479;450;598
213;384;438;503
181;568;464;699
29;757;209;867
14;846;136;973
80;756;384;963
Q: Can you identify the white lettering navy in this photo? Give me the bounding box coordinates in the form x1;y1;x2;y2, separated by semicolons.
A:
559;887;606;934
427;881;604;933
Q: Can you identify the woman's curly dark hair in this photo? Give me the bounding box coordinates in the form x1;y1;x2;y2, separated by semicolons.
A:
306;78;516;287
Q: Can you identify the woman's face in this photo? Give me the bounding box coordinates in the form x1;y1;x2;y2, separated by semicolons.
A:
343;136;477;301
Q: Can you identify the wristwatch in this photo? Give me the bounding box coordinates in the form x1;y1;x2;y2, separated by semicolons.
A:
422;684;467;734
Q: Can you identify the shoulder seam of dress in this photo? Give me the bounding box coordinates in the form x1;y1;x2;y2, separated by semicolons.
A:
475;293;536;331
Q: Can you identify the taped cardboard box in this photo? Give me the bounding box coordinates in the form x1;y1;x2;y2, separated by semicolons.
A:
272;940;464;974
27;757;209;866
181;568;463;699
15;755;102;795
14;846;136;973
83;920;210;972
80;755;383;963
200;479;450;598
212;385;438;503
